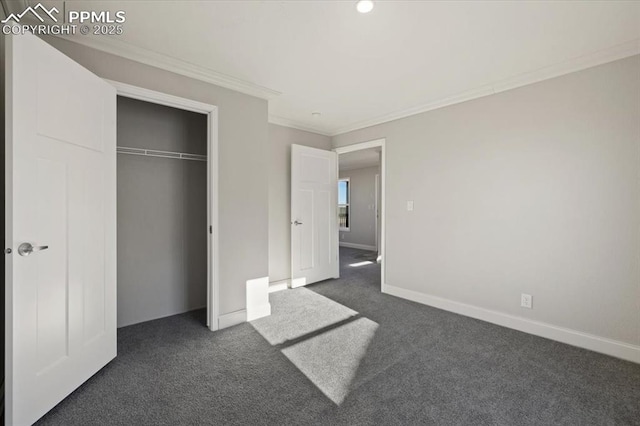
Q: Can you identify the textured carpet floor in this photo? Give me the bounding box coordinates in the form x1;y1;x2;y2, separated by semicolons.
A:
38;248;640;425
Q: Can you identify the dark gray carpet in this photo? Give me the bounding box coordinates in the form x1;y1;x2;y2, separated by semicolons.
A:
37;247;640;425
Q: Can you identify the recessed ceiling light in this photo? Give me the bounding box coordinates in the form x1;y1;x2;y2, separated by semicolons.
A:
312;112;322;117
356;0;374;14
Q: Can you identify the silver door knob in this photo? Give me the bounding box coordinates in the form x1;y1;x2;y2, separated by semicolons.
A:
293;220;303;226
18;242;49;257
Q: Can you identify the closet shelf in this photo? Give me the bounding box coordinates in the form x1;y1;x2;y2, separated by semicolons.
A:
117;146;206;162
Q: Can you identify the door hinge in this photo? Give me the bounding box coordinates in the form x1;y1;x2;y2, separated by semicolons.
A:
209;226;212;234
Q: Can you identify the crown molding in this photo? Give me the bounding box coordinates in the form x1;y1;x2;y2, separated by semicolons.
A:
51;34;281;100
491;38;640;94
330;39;640;137
45;31;639;135
329;85;496;137
268;114;332;137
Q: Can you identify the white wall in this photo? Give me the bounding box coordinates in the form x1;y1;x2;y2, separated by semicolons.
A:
339;166;379;249
41;36;270;318
332;55;640;351
268;124;331;283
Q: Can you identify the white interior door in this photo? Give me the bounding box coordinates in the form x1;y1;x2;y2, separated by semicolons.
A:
5;33;117;425
291;144;338;287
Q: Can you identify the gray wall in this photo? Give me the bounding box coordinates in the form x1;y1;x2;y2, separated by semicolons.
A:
339;166;379;248
268;124;331;283
117;97;207;327
332;55;640;346
41;36;269;317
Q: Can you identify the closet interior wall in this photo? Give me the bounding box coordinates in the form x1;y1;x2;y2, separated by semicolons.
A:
116;96;207;327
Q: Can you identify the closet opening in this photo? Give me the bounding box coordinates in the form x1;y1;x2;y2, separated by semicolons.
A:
115;93;216;330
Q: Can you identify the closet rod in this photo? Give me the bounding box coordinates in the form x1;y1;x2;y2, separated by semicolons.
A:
117;146;207;162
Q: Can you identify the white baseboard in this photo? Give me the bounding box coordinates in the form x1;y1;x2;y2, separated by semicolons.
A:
217;303;271;328
383;284;640;364
269;279;290;293
339;242;377;251
218;309;247;330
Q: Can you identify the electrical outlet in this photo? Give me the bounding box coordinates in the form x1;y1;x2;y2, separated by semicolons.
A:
521;293;532;309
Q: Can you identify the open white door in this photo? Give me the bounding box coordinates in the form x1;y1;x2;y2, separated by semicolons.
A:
5;33;117;425
291;144;338;287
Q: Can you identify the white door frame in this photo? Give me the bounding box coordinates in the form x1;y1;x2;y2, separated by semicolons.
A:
334;138;386;290
375;173;380;254
105;80;220;331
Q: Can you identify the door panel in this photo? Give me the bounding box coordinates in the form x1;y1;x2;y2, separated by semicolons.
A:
298;189;314;271
301;152;331;184
35;157;68;373
317;189;332;265
36;41;105;151
291;145;338;287
6;32;117;425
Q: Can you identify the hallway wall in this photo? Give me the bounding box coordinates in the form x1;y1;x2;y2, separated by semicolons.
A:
339;166;379;249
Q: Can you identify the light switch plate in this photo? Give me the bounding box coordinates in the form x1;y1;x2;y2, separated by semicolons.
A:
407;201;414;211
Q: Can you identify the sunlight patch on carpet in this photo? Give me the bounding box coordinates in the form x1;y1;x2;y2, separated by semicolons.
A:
281;317;378;404
250;287;379;405
349;261;373;267
250;288;358;345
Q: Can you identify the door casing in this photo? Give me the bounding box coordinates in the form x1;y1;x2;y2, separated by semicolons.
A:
106;80;220;331
334;138;386;291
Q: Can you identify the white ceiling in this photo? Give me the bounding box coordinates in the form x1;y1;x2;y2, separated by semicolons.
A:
37;1;640;135
339;148;380;172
